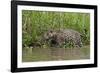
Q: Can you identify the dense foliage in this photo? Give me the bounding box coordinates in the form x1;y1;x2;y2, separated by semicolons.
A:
22;10;90;48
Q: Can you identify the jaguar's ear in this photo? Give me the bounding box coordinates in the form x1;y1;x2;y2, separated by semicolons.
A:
48;29;53;33
53;34;57;39
50;30;53;33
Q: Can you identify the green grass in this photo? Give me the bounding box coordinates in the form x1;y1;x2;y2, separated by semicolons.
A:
22;10;90;47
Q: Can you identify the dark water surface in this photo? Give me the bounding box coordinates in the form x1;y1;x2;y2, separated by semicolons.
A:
22;46;90;62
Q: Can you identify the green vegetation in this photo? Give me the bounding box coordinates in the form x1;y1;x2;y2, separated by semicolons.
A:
22;10;90;62
22;10;90;47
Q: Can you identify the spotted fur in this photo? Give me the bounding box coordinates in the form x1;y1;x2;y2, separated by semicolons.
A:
43;29;82;47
